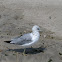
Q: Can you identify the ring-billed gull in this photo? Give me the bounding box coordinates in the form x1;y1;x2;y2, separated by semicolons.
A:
4;25;40;46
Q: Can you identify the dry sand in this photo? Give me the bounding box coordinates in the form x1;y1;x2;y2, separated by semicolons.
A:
0;0;62;62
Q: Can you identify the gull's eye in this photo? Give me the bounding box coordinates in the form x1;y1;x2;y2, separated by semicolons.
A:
37;28;40;30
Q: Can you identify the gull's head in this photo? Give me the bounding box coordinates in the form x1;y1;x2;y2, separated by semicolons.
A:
32;25;40;32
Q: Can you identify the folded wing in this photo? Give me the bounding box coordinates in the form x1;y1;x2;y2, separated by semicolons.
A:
10;33;32;45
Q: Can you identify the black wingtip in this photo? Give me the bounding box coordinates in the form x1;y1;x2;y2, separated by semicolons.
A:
4;41;11;43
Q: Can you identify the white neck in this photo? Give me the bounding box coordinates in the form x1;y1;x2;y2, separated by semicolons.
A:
32;31;40;37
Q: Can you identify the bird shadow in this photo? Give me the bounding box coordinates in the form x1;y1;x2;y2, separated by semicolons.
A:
7;46;46;54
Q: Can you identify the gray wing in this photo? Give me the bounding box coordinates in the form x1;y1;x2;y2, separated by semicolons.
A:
11;36;21;40
10;33;32;45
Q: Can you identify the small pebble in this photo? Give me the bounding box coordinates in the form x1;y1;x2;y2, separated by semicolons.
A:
49;16;51;19
44;35;46;38
24;31;26;33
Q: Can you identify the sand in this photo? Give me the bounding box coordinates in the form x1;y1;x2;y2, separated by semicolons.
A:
0;0;62;62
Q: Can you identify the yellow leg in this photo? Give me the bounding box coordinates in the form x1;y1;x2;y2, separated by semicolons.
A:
22;49;27;56
16;52;19;62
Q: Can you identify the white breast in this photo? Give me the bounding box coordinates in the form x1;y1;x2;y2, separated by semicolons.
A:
31;32;40;42
21;32;40;46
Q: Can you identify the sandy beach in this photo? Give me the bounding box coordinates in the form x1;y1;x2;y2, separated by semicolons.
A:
0;0;62;62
